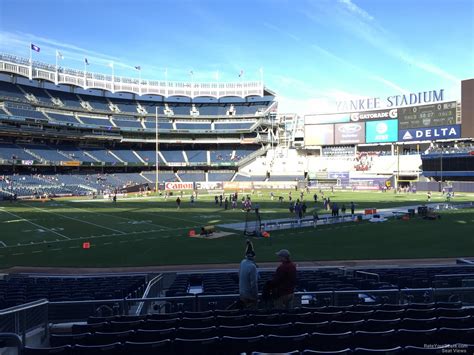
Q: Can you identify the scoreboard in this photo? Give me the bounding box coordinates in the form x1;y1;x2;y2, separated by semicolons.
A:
398;101;458;130
304;101;460;147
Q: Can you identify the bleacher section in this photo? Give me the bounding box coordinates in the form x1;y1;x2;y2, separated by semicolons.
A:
215;121;254;130
0;275;146;308
45;112;80;124
14;265;474;354
85;148;121;163
177;171;206;182
21;144;71;162
4;104;47;120
185;150;207;163
113;117;142;129
0;81;25;100
79;95;110;111
141;171;177;183
175;122;212;130
161;150;185;163
19;85;52;103
47;90;82;108
208;171;235;181
78;115;112;127
0;142;37;160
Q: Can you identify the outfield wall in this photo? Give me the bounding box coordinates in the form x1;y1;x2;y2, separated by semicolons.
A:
414;181;474;193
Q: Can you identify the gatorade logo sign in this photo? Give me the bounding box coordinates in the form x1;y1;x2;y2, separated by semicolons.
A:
398;125;461;142
351;109;398;122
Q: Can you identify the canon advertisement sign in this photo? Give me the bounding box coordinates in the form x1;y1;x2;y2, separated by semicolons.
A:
334;122;365;144
165;182;194;190
350;109;398;122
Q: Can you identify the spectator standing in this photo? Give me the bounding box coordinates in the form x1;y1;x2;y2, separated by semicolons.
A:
268;249;297;309
239;240;258;309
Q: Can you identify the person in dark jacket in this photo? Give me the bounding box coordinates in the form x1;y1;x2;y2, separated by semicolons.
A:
268;249;297;309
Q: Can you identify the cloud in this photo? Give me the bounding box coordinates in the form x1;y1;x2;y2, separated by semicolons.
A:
338;0;374;21
317;0;461;84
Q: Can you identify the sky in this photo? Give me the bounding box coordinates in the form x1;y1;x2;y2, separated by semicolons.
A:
0;0;473;114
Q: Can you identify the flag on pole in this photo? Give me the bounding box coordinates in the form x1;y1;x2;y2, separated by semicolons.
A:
84;58;89;65
108;62;114;68
56;51;64;59
31;44;40;52
238;69;244;78
190;70;194;76
134;65;141;71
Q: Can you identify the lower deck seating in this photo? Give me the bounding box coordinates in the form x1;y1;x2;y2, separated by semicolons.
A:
26;304;474;354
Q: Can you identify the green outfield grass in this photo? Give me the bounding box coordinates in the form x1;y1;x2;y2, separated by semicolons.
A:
0;190;473;268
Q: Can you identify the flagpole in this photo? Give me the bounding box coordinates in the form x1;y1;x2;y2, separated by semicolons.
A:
139;68;142;96
155;106;159;193
190;70;194;99
84;59;87;89
29;44;32;80
55;51;58;85
165;68;168;97
111;62;115;93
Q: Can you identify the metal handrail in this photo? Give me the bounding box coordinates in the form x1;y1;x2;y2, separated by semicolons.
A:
355;271;381;282
135;274;164;315
0;299;48;316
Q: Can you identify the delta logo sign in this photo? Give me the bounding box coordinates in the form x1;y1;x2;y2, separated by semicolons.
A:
398;125;461;142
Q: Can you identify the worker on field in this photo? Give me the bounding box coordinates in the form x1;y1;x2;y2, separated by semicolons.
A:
176;197;181;209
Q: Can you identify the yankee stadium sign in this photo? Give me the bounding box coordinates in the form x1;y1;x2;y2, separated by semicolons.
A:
336;89;444;112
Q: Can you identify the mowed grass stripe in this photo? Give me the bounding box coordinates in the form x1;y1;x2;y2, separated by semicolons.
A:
0;207;70;240
21;203;126;235
60;202;175;230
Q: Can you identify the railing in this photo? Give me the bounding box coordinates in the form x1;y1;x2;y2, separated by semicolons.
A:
0;54;264;99
0;299;48;347
354;271;381;283
135;274;164;315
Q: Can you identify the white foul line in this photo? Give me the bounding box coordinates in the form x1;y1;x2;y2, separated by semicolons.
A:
0;208;70;240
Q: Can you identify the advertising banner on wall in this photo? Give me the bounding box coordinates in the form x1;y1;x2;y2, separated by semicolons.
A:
334;122;365;144
195;182;224;190
350;108;398;122
398;101;458;129
223;181;253;190
365;119;398;143
165;182;194;190
304;124;334;146
398;124;461;142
